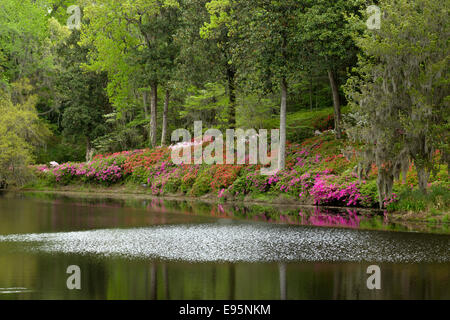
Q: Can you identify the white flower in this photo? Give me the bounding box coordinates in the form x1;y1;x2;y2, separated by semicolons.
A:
50;161;59;167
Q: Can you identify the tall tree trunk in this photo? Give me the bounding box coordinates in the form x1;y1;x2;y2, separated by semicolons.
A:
309;75;313;112
377;168;394;208
143;90;150;143
142;90;149;119
278;77;287;171
85;138;92;162
161;88;169;146
315;83;319;110
416;165;430;194
150;82;158;148
328;70;342;139
227;65;236;129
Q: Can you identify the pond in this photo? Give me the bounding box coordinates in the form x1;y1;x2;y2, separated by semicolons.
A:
0;191;448;299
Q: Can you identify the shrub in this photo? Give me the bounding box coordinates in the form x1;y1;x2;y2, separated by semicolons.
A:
190;174;211;196
359;179;378;207
180;165;200;194
210;165;242;192
309;174;363;207
386;184;450;213
228;175;251;197
164;177;181;194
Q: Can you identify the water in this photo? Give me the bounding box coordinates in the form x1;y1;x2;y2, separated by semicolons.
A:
0;191;448;299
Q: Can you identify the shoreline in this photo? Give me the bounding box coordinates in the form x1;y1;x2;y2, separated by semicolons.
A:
9;186;448;226
14;186;382;213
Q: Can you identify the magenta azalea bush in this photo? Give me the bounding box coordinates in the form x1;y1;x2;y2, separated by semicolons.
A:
309;175;365;206
37;159;125;185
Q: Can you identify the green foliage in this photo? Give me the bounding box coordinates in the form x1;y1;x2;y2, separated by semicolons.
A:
1;0;447;217
296;0;365;72
345;0;449;205
359;180;379;208
128;166;152;185
443;214;449;223
0;0;49;82
236;94;277;129
190;174;211;197
164;177;181;194
387;185;450;213
35;135;85;164
0;87;51;185
181;83;230;129
227;176;248;196
80;0;180;113
57;30;111;151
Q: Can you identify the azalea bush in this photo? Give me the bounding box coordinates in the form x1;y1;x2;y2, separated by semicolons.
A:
210;165;242;192
50;160;124;185
309;174;365;207
227;171;271;197
180;164;200;193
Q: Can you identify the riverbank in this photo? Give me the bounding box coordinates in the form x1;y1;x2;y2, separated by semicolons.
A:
6;188;449;234
16;185;381;214
16;183;448;227
24;131;449;224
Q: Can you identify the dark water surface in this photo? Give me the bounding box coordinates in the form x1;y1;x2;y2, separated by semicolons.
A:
0;191;448;299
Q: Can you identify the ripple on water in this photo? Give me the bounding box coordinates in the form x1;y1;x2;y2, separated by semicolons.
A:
0;288;33;294
0;223;448;263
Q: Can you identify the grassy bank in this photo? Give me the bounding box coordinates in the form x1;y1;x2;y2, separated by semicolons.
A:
25;123;449;224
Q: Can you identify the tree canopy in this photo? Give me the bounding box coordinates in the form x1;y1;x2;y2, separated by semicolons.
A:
0;0;448;204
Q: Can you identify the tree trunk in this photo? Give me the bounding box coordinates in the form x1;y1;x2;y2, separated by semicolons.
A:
416;165;430;194
328;70;342;139
278;77;287;171
150;82;158;148
309;75;313;112
227;65;236;129
161;88;169;146
142;90;149;119
377;168;394;208
143;90;151;144
85;138;93;162
315;85;318;109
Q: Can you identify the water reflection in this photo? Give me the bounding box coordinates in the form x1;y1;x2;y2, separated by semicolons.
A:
279;263;287;300
0;192;448;300
0;251;448;300
0;191;447;234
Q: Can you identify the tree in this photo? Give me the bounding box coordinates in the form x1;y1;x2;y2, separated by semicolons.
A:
0;0;49;84
80;0;180;148
296;0;365;139
344;0;449;206
57;30;111;161
0;84;50;185
201;0;238;128
221;0;305;170
180;82;230;129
